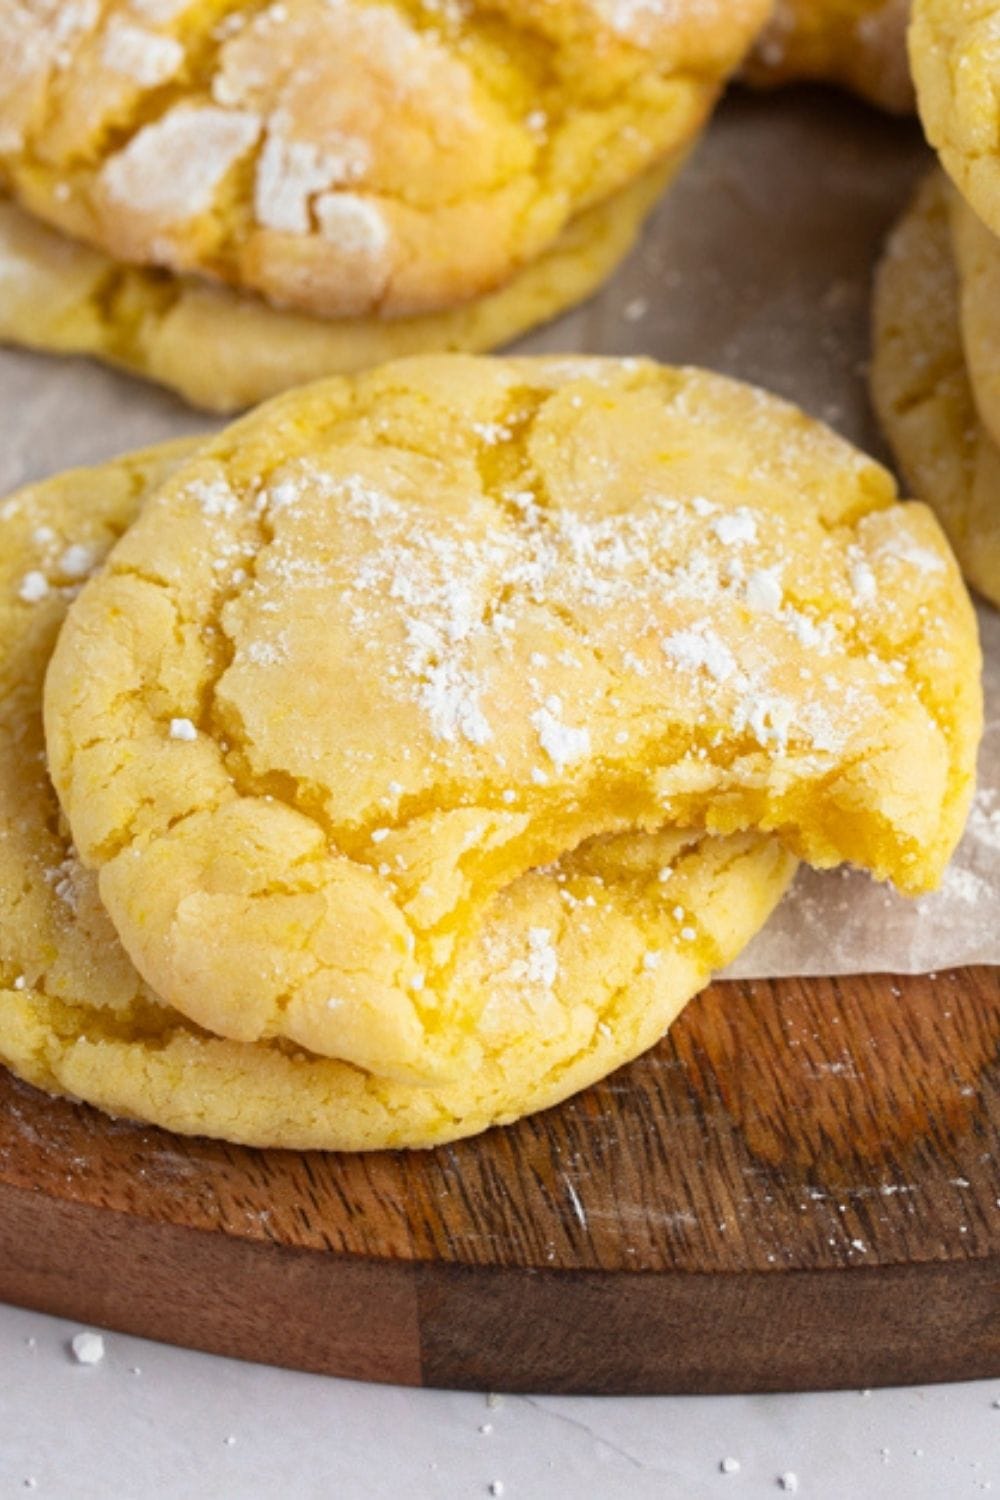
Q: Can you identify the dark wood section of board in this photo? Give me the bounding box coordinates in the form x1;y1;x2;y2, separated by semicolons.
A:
0;969;998;1394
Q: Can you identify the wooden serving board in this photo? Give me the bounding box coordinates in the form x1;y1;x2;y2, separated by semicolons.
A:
1;968;997;1394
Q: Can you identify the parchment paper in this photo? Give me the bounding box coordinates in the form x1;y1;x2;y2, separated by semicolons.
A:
0;90;995;977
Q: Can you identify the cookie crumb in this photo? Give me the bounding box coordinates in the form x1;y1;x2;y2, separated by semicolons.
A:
70;1331;104;1365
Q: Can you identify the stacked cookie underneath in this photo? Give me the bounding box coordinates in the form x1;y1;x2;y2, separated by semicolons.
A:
0;355;981;1148
872;0;1000;609
872;175;1000;609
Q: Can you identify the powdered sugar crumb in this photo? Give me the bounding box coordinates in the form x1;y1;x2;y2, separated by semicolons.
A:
713;510;757;546
70;1331;105;1366
101;18;184;86
531;698;590;770
17;571;48;603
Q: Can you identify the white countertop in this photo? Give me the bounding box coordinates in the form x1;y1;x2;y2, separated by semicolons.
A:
1;1301;996;1499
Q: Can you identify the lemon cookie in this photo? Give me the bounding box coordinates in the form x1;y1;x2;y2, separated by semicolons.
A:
0;161;670;413
0;0;769;321
911;0;1000;240
45;355;981;1085
0;447;794;1149
948;187;1000;455
744;0;913;113
872;171;1000;608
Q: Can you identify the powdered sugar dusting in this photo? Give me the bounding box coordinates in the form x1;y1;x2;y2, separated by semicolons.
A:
254;120;370;235
100;19;184;87
531;698;591;770
210;411;954;797
100;105;261;237
664;625;736;684
314;193;389;256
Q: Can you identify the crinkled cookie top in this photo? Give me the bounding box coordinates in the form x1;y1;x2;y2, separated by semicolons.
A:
0;0;769;318
44;354;982;1084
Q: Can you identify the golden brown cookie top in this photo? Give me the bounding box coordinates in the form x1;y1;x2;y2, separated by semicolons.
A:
0;0;768;318
44;355;981;1083
0;159;672;412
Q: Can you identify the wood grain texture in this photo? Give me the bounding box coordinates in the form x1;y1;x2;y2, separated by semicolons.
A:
1;968;997;1393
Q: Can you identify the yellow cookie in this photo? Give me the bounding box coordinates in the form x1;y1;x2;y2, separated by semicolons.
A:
744;0;913;113
45;355;981;1089
0;446;794;1150
948;187;1000;455
0;0;769;321
911;0;1000;239
872;171;1000;609
0;162;670;414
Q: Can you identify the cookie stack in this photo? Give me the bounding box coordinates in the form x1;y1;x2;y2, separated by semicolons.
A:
0;0;775;412
873;0;1000;608
0;354;981;1148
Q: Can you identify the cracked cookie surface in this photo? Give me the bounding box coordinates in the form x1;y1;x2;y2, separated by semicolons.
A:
0;0;768;319
743;0;913;113
0;160;671;412
44;355;982;1085
872;171;1000;609
0;443;794;1149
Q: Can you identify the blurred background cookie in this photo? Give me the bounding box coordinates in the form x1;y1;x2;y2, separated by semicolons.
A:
0;0;770;414
744;0;913;113
872;171;1000;609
